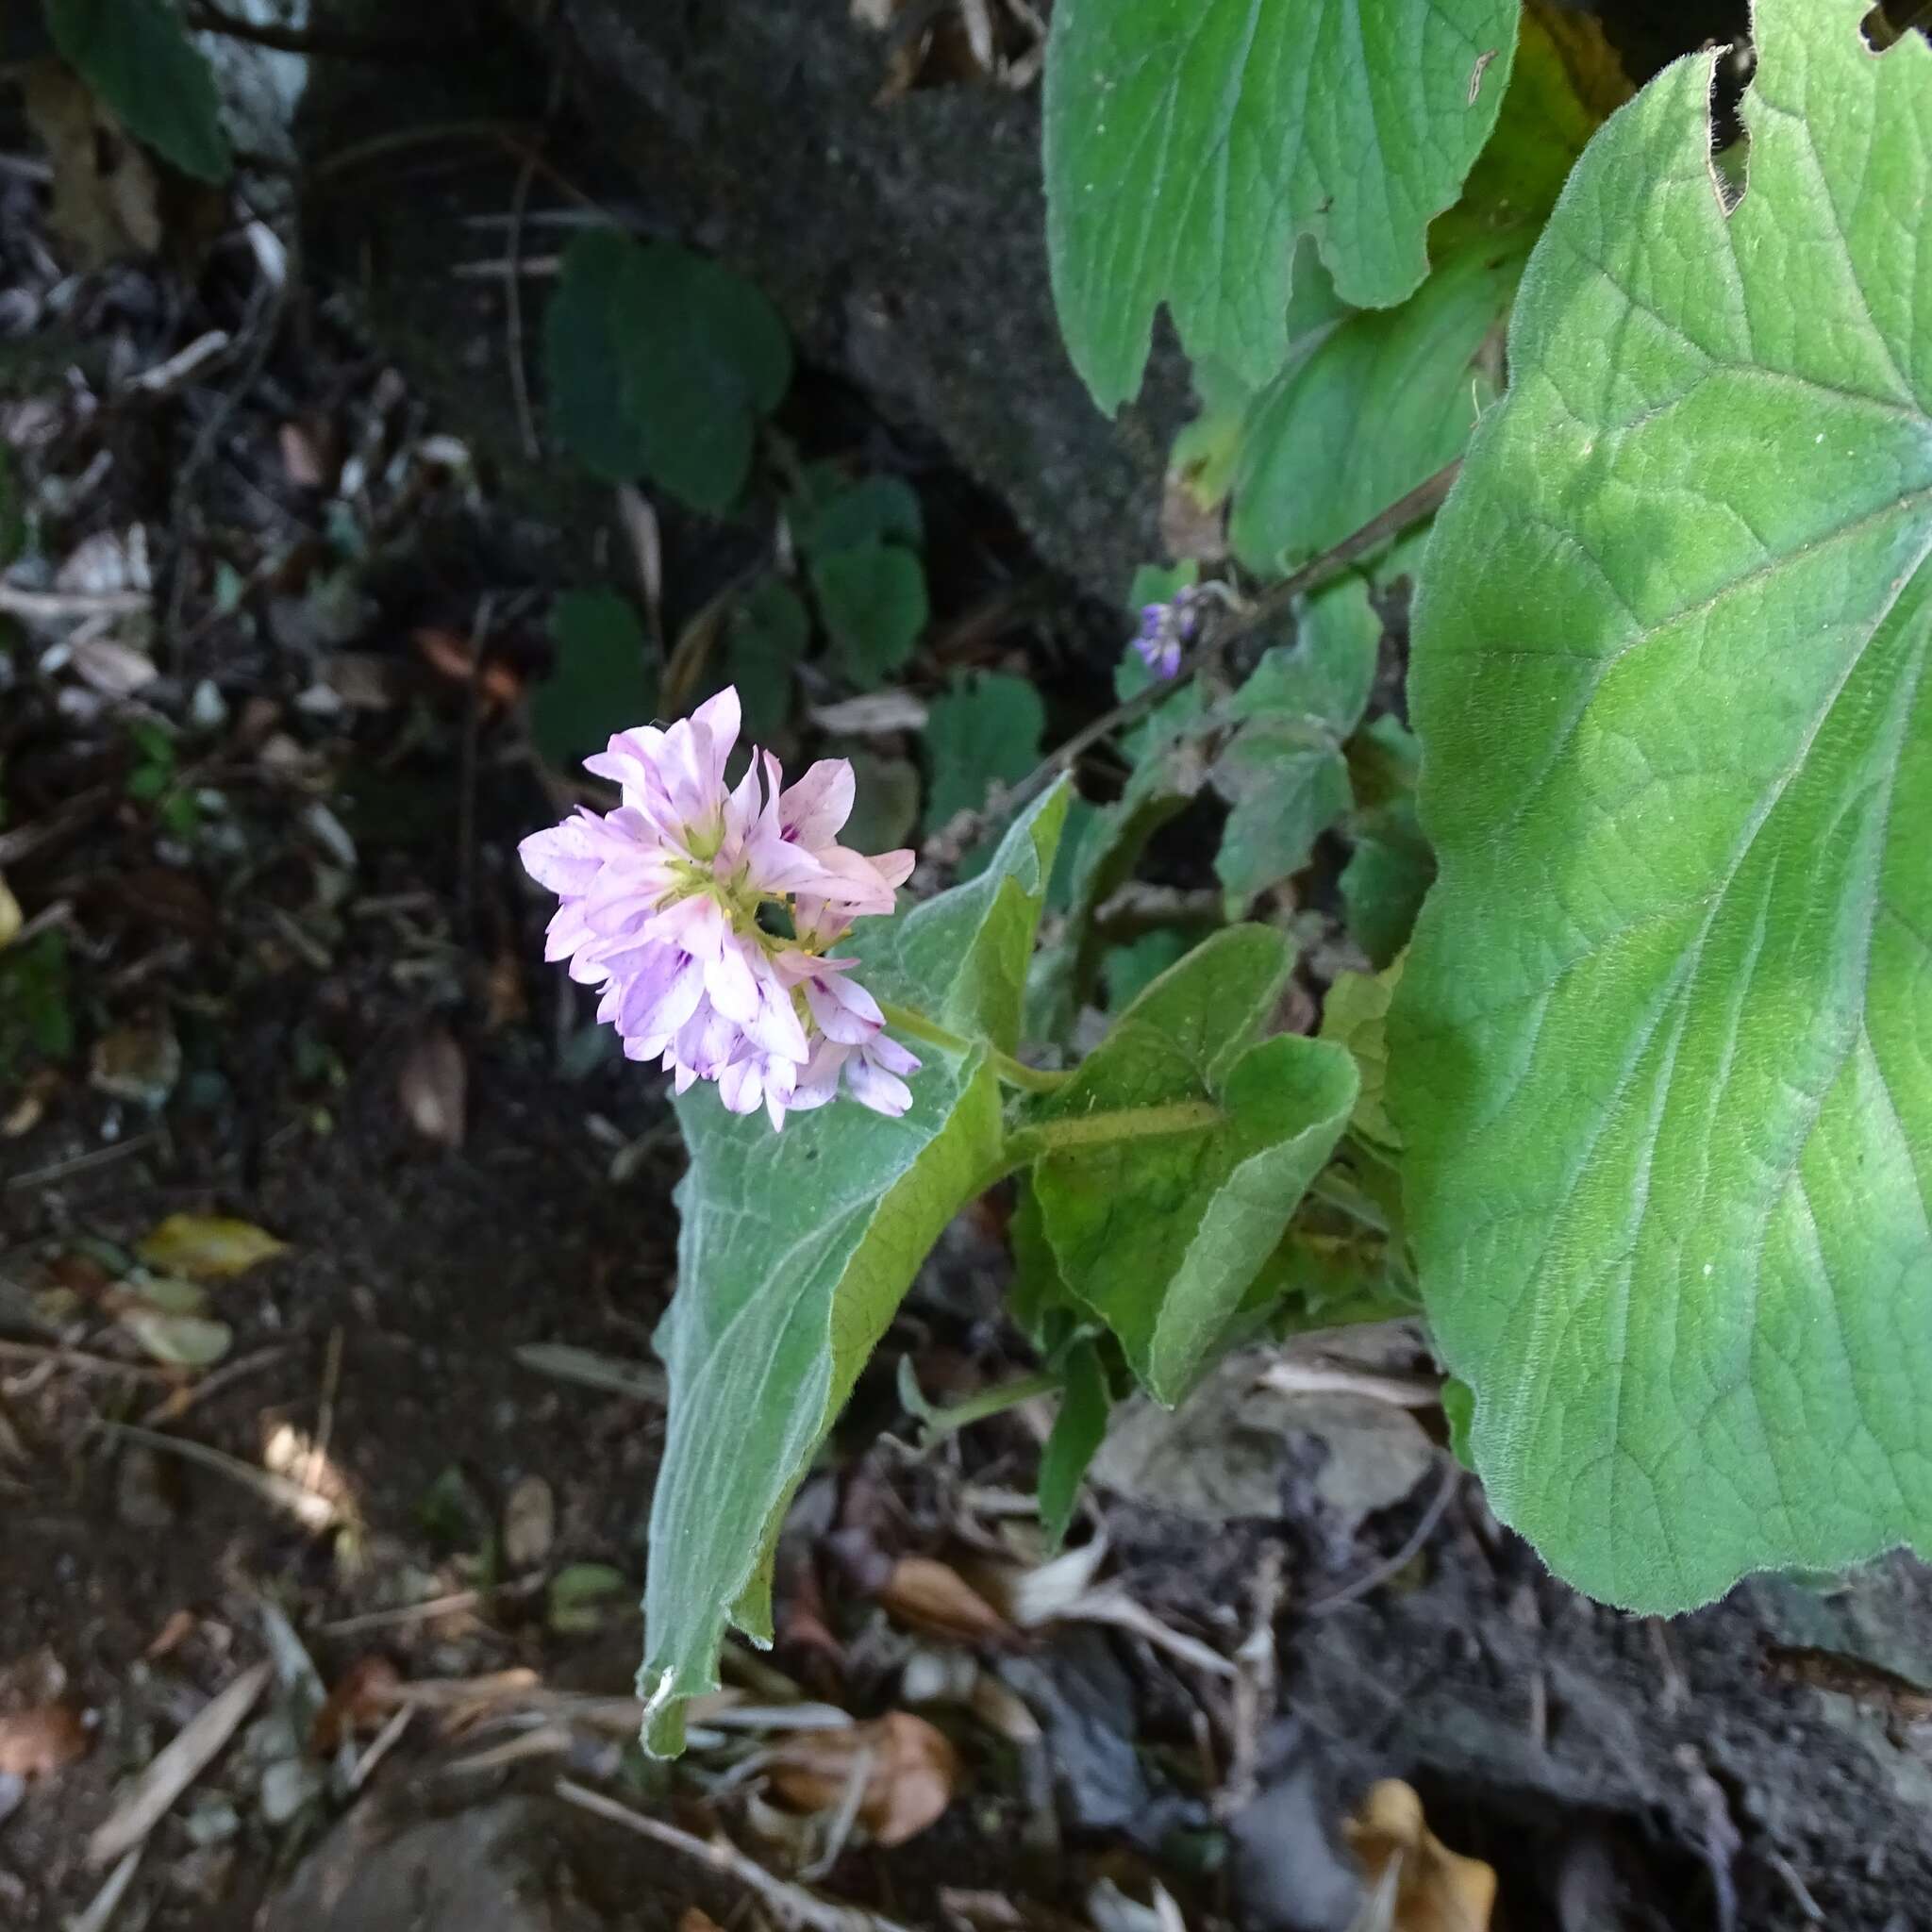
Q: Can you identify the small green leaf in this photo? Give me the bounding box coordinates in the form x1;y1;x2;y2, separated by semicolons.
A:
545;233;790;511
642;785;1071;1755
1040;1340;1109;1550
1102;931;1193;1012
1228;578;1381;737
1211;725;1349;908
814;542;927;687
549;1562;632;1636
1027;925;1358;1403
1043;0;1518;410
922;672;1045;837
0;929;72;1075
1393;0;1932;1610
1341;801;1434;970
1320;959;1402;1152
44;0;230;182
1441;1377;1475;1471
534;590;655;766
723;579;808;741
119;1307;231;1369
792;475;924;558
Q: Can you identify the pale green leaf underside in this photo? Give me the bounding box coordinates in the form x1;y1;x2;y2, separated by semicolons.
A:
1043;0;1519;410
642;789;1069;1752
1392;0;1932;1611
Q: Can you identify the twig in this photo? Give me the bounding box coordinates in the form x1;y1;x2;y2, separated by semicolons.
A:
306;1325;343;1500
456;591;498;937
69;1847;143;1932
89;1662;272;1865
317;1574;543;1637
0;1341;169;1381
504;69;564;461
138;1343;291;1427
514;1341;667;1404
0;585;149;621
1301;1457;1460;1616
554;1779;916;1932
993;459;1461;828
1256;1358;1445;1409
94;1422;340;1531
4;1131;163;1192
1220;1542;1283;1819
345;1704;412;1793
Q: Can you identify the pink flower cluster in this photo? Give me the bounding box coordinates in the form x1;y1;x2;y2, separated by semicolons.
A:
519;689;920;1127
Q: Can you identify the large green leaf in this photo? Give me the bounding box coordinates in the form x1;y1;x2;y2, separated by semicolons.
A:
545;233;790;512
533;590;655;766
45;0;230;182
1028;925;1357;1402
641;787;1069;1751
1392;0;1932;1611
1042;0;1518;409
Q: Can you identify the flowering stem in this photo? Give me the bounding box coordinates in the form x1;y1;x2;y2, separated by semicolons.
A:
877;1000;1072;1094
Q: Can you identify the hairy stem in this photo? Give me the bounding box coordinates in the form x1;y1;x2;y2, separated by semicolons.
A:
1003;1099;1224;1164
878;1000;1071;1093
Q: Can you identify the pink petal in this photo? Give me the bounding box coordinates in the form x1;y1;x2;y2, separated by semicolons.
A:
845;1051;913;1118
778;759;856;848
805;971;883;1044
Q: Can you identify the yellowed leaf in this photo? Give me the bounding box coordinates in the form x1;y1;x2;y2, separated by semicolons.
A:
0;874;20;951
879;1556;1015;1646
135;1214;289;1279
1344;1780;1495;1932
768;1711;958;1846
118;1307;232;1369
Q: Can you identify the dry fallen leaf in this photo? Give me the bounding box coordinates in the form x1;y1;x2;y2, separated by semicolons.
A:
0;874;20;950
768;1711;959;1847
502;1474;555;1571
397;1027;466;1148
136;1214;289;1279
21;62;162;265
880;1556;1015;1646
1344;1780;1496;1932
312;1657;404;1755
0;1704;89;1779
678;1911;726;1932
410;626;522;710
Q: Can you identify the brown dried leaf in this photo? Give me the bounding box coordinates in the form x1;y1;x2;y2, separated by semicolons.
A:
769;1711;958;1846
880;1556;1015;1646
397;1027;466;1149
0;1704;89;1778
136;1214;289;1279
410;626;522;710
312;1657;404;1755
22;61;162;266
678;1911;726;1932
1344;1780;1495;1932
502;1474;555;1571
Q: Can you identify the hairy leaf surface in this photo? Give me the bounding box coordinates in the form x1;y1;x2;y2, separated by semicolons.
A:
1393;0;1932;1609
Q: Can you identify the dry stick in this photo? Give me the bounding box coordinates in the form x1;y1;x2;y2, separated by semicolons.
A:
1000;458;1462;824
1301;1456;1461;1617
138;1343;291;1427
186;1;456;58
95;1422;340;1531
554;1779;915;1932
89;1662;273;1865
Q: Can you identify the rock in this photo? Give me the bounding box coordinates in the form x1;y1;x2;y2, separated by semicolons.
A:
558;0;1189;601
262;1797;603;1932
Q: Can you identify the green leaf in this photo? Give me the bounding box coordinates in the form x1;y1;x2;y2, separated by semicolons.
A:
1341;800;1434;970
0;929;71;1075
1319;959;1402;1152
1210;725;1349;908
1040;1339;1109;1550
813;542;927;687
1392;0;1932;1611
1103;931;1193;1012
922;672;1046;837
1042;0;1518;410
723;579;808;741
642;785;1070;1753
1027;925;1357;1403
44;0;230;182
1225;1;1627;575
792;475;924;558
545;233;790;511
839;750;921;856
1226;578;1380;736
534;590;655;766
